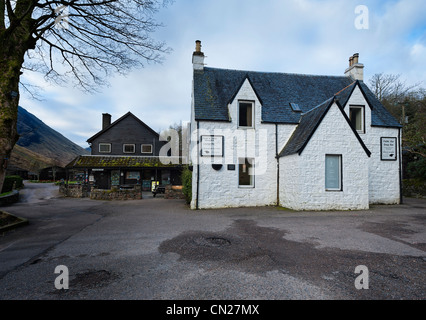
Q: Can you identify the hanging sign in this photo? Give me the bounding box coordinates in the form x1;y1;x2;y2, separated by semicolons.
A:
381;137;397;161
201;135;224;157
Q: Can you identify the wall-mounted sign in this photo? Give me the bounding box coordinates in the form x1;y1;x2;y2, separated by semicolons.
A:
201;135;224;157
381;137;397;161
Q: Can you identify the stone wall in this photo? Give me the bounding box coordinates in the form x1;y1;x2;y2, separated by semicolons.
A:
59;184;90;198
59;184;143;200
90;186;142;200
164;185;185;199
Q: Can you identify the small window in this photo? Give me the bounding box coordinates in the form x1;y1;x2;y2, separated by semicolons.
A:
123;144;135;153
349;106;364;133
325;155;342;191
239;157;254;187
239;101;254;128
141;144;153;154
99;143;111;153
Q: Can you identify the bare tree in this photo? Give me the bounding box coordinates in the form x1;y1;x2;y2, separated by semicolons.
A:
369;73;420;103
0;0;171;191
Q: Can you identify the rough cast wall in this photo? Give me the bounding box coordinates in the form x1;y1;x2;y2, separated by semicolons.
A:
280;103;370;210
190;79;295;209
343;86;400;204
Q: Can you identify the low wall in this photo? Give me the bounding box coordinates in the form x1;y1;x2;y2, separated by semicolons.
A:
59;184;90;198
90;187;142;200
0;190;19;206
164;185;185;200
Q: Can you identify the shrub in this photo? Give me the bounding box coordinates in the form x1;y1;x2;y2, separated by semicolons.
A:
181;166;192;205
2;176;24;193
407;157;426;180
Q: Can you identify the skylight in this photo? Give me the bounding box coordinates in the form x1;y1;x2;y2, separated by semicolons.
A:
290;103;302;112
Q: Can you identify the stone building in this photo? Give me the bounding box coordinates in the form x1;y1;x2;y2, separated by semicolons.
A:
189;41;402;210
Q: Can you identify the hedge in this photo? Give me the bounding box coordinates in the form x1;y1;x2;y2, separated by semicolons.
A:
1;176;24;193
181;166;192;205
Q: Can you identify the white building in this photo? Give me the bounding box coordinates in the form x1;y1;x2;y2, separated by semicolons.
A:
189;41;402;210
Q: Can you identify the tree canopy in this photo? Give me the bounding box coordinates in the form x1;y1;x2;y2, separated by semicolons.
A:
0;0;170;191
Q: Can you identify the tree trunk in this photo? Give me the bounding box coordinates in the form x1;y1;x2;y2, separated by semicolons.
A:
0;41;26;193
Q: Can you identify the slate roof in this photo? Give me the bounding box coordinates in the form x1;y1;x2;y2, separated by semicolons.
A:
66;155;181;169
193;67;402;128
279;98;371;158
279;98;334;157
87;112;159;143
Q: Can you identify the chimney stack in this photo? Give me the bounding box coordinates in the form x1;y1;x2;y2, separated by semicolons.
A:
345;53;364;81
102;113;111;130
192;40;205;71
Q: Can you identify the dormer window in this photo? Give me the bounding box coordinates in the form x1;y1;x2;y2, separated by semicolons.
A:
123;144;135;153
238;101;254;128
349;105;365;133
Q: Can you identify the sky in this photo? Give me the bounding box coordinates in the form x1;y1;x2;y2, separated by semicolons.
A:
19;0;426;148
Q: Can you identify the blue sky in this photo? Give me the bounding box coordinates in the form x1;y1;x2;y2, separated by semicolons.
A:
20;0;426;148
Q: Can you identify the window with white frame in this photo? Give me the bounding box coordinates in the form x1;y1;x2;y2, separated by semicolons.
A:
141;144;153;154
99;143;111;153
325;154;342;191
238;101;254;128
349;105;364;133
123;144;135;153
238;157;254;187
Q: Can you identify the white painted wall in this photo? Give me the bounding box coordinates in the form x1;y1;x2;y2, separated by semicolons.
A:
190;74;400;210
343;85;401;204
280;102;370;210
190;79;295;209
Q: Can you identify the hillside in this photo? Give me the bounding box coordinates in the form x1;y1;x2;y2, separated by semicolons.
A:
9;144;53;172
8;106;89;171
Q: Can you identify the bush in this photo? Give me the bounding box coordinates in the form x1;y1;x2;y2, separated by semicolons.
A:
2;176;24;193
181;166;192;205
407;157;426;180
403;179;426;198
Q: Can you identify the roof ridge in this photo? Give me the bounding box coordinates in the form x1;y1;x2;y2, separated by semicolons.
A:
204;66;348;79
301;96;334;116
334;80;357;96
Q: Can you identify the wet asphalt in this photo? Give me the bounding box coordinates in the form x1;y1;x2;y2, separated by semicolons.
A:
0;182;425;300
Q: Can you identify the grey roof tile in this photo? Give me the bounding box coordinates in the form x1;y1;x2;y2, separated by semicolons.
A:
194;67;402;128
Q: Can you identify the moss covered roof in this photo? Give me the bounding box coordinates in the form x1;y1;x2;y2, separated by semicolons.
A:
66;155;182;169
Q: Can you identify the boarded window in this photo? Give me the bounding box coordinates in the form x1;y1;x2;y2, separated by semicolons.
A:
239;102;253;127
239;158;254;187
325;155;342;191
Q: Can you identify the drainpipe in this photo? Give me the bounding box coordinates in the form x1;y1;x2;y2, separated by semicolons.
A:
196;120;200;209
275;123;279;206
398;127;403;204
